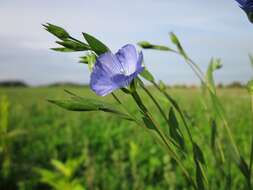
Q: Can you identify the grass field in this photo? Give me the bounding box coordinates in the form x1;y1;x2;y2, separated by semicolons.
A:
0;86;252;190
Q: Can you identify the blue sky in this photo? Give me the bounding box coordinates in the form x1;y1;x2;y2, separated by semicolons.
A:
0;0;252;85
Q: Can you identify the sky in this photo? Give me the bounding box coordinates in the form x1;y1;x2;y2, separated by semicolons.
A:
0;0;252;86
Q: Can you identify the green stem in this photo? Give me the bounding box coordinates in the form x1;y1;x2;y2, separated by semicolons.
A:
138;81;168;123
138;82;183;150
176;52;240;158
111;92;142;126
131;90;197;189
151;80;210;189
151;81;194;144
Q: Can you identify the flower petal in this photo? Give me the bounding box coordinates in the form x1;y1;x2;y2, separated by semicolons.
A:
96;52;125;76
235;0;246;6
116;44;140;75
90;52;123;96
90;61;117;96
90;45;144;96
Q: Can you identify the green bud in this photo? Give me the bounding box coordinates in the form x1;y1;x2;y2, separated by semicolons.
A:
137;41;153;49
43;23;70;40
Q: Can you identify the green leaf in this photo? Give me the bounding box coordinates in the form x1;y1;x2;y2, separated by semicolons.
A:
48;93;133;121
210;119;217;150
195;161;206;190
138;41;173;51
169;32;187;58
48;99;99;111
43;23;70;40
142;117;156;130
51;47;76;52
82;33;109;55
56;40;90;51
140;68;154;82
130;78;137;92
168;108;185;150
35;168;57;184
237;156;250;179
193;142;206;165
51;159;71;177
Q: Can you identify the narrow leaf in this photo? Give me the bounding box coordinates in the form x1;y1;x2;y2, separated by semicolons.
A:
48;95;133;121
43;23;70;40
51;159;71;177
142;117;156;130
237;156;250;179
140;68;155;82
138;41;173;51
196;161;205;190
56;40;90;51
51;47;76;52
168;107;185;150
193;142;206;165
210;119;217;150
82;33;109;55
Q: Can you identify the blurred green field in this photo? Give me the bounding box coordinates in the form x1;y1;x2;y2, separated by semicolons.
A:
0;86;252;190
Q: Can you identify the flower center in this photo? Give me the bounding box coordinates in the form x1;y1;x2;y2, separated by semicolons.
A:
120;68;127;75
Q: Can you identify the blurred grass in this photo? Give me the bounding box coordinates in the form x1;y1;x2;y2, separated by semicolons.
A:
0;86;252;190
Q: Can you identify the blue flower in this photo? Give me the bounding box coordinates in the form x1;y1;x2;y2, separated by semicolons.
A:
236;0;253;22
90;44;144;96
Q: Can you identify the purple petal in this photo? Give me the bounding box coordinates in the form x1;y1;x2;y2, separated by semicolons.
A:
235;0;246;6
90;52;122;96
112;52;144;87
95;52;125;76
90;62;117;96
90;45;144;96
116;44;140;75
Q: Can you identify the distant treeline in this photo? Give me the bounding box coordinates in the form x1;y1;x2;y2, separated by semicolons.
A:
0;81;28;87
0;80;247;88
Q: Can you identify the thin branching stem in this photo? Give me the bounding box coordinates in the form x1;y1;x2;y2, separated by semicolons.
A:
138;81;184;151
111;92;143;126
130;90;197;190
138;81;168;123
172;50;240;158
151;81;194;144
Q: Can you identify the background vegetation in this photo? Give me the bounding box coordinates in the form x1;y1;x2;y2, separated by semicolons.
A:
0;86;251;190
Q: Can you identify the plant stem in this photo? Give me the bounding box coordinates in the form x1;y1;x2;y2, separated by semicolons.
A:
130;90;197;189
138;79;185;151
175;52;240;158
151;81;194;144
111;92;143;126
138;81;168;123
